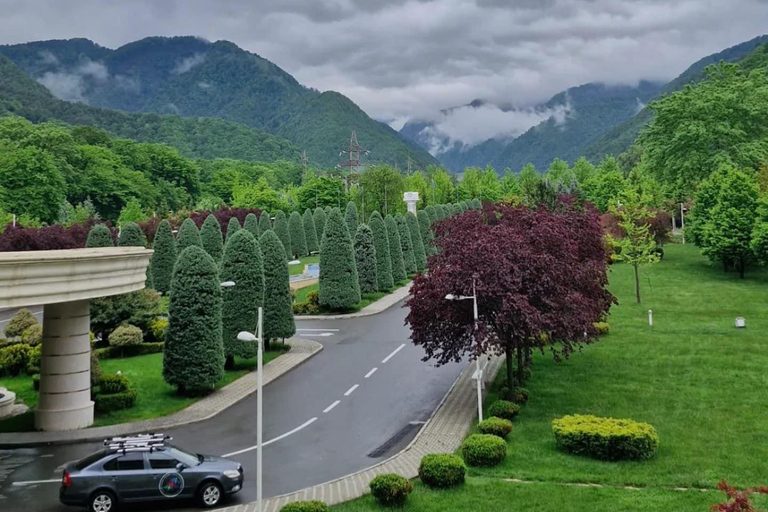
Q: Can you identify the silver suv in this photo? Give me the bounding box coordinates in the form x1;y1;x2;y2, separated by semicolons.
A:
59;434;244;512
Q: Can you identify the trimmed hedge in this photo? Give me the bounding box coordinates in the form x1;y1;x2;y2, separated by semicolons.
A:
354;224;378;295
369;473;413;507
108;324;143;347
313;207;327;241
99;374;131;394
319;208;360;310
498;387;530;405
478;417;513;438
0;343;31;376
594;322;610;335
21;323;42;346
244;212;261;240
552;414;659;461
94;342;164;359
418;453;466;488
395;214;416;275
461;434;507;467
368;211;394;291
289;211;308;258
176;218;202;252
226;216;241;243
303;209;319;254
273;210;292;259
385;214;407;283
488;400;520;421
151;219;177;294
118;222;147;247
95;389;137;413
280;501;329;512
32;373;40;391
4;308;37;338
85;223;114;248
200;214;224;262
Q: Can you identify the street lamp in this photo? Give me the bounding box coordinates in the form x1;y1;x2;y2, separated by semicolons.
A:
237;307;263;512
445;277;484;422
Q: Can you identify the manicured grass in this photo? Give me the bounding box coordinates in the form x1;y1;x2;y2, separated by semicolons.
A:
293;281;408;314
290;255;320;276
0;346;287;431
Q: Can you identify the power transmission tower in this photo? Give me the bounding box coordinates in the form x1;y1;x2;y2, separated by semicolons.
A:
337;130;369;192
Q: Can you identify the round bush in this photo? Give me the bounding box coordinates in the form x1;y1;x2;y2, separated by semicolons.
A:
418;453;466;488
280;501;329;512
21;323;43;346
477;417;513;438
369;473;413;507
552;414;659;461
99;373;131;394
0;344;31;376
594;322;610;335
148;318;169;343
488;400;520;421
108;324;143;347
461;434;507;467
4;308;37;338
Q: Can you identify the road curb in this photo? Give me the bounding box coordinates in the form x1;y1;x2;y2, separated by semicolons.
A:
0;338;323;448
215;355;505;512
294;282;412;321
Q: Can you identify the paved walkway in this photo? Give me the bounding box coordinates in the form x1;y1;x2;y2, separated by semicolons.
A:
0;338;322;447
294;283;412;321
215;355;505;512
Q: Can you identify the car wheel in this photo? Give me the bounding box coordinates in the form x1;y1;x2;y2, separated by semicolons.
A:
197;481;223;508
89;490;117;512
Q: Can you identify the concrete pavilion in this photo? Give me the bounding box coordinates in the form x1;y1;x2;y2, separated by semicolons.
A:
0;247;152;431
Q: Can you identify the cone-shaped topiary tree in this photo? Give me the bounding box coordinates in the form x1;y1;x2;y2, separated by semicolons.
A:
472;198;482;209
385;214;407;283
226;216;241;243
303;208;319;254
85;223;113;248
200;214;224;262
259;211;272;233
260;230;295;349
289;211;308;258
220;230;264;368
319;208;361;310
426;205;438;224
417;209;435;257
272;210;292;259
177;217;202;252
313;207;327;241
163;246;224;393
369;211;394;291
118;221;146;247
354;223;378;294
406;212;427;272
345;201;359;239
145;261;154;289
244;212;260;240
151;219;176;294
396;214;417;275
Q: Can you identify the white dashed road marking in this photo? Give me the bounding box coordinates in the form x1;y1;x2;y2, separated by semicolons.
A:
381;344;406;364
323;400;341;413
364;367;378;379
344;384;359;396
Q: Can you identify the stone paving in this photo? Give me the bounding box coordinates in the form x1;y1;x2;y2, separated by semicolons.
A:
214;355;505;512
0;338;322;448
294;282;412;321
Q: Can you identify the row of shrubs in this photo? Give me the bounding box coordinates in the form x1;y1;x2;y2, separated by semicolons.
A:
94;373;138;413
551;414;659;461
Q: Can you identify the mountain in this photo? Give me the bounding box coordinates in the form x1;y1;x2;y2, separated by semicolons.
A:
584;34;768;161
0;53;301;162
0;36;438;169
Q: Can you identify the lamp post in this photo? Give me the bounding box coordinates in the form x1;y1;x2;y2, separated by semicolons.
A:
445;276;483;422
237;308;263;512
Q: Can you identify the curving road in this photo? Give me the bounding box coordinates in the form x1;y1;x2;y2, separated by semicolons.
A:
0;299;465;511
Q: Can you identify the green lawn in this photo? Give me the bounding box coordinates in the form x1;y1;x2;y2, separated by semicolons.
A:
0;346;287;431
294;281;408;314
290;255;319;276
333;244;768;511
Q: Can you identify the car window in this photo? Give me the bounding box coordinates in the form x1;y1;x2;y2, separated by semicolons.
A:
103;452;145;471
74;450;107;470
147;452;179;470
167;447;201;467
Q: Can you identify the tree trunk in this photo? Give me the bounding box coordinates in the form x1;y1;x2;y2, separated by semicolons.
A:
634;263;641;304
505;345;514;395
225;355;235;370
723;258;728;273
739;256;745;279
516;345;524;386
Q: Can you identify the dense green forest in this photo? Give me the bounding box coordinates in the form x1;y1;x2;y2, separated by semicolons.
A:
0;36;438;169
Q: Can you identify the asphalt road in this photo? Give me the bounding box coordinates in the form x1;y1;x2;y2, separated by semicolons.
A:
0;300;465;511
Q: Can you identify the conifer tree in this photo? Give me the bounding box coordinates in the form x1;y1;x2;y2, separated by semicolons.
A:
200;214;223;262
177;218;202;252
407;212;427;272
226;216;241;242
220;230;263;368
426;205;438;224
151;219;176;294
289;211;308;258
313;207;327;242
163;246;224;393
396;214;417;274
354;223;378;294
259;211;272;233
85;223;113;248
319;208;361;309
260;230;295;348
345;201;359;239
244;212;260;240
118;222;146;247
303;208;319;254
385;214;407;283
369;211;394;291
417;209;435;257
272;210;292;259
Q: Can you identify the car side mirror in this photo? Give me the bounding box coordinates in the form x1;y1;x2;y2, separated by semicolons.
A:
176;462;186;472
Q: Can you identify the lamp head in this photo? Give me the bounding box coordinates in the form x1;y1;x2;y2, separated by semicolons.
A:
237;331;257;342
220;281;236;288
445;294;456;301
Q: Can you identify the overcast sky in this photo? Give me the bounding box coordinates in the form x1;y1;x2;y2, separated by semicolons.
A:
2;0;767;146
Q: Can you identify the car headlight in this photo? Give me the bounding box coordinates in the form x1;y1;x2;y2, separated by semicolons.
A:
223;470;241;479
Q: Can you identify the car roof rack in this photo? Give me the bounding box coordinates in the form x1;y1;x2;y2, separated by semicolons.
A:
104;433;172;453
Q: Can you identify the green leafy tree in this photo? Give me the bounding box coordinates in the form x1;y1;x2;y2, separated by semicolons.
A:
0;146;65;224
751;196;768;266
118;222;146;247
85;223;113;248
369;211;394;291
225;216;241;242
151;219;176;294
259;211;272;233
260;230;295;347
406;212;427;272
546;158;576;191
385;214;407;283
396;214;417;275
518;164;541;205
354;224;378;294
360;165;403;216
345;201;359;238
243;212;260;240
402;171;429;209
231;177;290;212
313;207;327;241
177;217;202;252
297;176;346;211
417;209;435;257
500;169;520;201
584;157;626;212
319;208;361;310
117;198;148;227
289;211;308;258
200;214;224;262
609;189;660;303
163;246;224;393
272;210;292;259
220;230;264;368
573;156;596;186
303;208;319;253
479;167;502;202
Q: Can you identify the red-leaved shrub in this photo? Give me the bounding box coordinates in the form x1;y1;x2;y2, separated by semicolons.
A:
711;481;768;512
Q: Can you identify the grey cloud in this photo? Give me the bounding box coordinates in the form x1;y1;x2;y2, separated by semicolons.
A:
38;50;59;65
172;52;206;74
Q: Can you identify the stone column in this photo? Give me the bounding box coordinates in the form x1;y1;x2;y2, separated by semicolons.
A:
403;191;419;215
37;300;94;431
